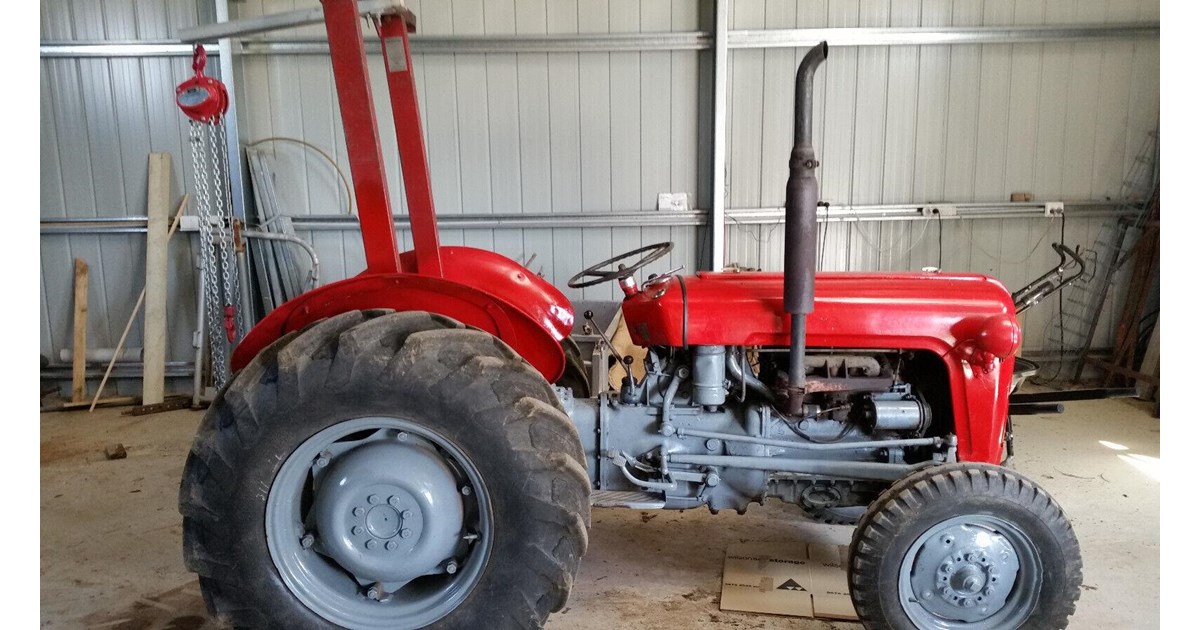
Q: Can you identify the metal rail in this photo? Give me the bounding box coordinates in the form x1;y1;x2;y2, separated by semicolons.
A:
728;23;1159;49
675;427;944;452
177;0;406;42
40;201;1135;235
665;453;924;482
40;23;1157;58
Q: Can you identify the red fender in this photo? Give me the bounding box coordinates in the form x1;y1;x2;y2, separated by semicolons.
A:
232;247;573;381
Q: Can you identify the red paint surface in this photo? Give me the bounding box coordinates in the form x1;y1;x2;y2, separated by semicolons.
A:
378;13;443;277
233;247;572;381
622;271;1021;463
322;0;401;274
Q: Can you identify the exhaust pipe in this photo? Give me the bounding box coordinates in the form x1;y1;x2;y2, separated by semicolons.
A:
783;42;828;415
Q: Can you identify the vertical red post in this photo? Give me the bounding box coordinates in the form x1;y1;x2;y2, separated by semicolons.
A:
321;0;401;275
377;12;442;277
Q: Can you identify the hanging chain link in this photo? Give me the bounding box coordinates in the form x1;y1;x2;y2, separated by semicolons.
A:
189;117;241;388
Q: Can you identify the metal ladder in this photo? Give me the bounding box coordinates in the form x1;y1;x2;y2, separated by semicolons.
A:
1041;129;1159;383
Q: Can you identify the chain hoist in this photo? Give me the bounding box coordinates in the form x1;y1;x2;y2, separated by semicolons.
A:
177;45;241;388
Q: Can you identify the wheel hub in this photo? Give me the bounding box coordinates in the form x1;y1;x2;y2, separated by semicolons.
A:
908;522;1022;623
311;439;463;585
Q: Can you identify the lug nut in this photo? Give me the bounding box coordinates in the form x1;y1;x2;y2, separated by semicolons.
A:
386;540;398;551
367;585;383;601
446;561;458;575
388;496;402;508
400;528;413;539
314;452;330;468
939;562;953;574
397;432;408;442
984;587;994;597
352;526;364;536
461;486;472;496
368;494;381;505
300;534;315;549
366;539;378;550
353;507;365;517
401;510;413;519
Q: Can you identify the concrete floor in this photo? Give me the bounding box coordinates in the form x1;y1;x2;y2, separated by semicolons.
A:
41;396;1159;629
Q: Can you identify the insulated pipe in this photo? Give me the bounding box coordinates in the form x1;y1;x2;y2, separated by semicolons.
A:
783;41;828;415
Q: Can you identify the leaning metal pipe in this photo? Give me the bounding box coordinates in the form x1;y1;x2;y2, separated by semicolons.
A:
665;453;921;482
783;41;828;415
243;229;321;289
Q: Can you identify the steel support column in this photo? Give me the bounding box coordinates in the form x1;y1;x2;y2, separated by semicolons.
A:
709;0;729;272
214;0;252;336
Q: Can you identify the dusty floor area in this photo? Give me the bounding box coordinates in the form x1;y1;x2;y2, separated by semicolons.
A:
41;396;1158;629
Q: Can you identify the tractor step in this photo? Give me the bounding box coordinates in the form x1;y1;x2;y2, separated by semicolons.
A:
590;490;666;509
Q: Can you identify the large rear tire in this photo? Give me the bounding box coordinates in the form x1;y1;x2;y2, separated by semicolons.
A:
848;462;1082;630
179;310;590;629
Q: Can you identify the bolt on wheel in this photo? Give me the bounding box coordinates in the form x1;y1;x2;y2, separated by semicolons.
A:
899;515;1040;628
266;417;492;630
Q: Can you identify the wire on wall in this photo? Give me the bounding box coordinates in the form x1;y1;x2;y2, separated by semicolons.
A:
246;137;354;216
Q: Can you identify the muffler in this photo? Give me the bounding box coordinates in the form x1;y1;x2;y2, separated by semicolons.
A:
783;42;828;415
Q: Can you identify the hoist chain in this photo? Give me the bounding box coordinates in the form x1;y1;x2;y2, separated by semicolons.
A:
189;117;241;388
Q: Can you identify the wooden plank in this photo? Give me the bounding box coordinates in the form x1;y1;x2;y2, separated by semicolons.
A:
71;258;88;404
142;153;171;406
1084;356;1158;386
63;396;139;412
1136;318;1160;400
90;195;190;412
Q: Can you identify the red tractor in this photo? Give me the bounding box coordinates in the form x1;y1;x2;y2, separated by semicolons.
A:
178;2;1082;628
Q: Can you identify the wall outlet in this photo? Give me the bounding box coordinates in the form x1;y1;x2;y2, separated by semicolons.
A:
922;204;958;218
1044;201;1064;217
657;192;690;212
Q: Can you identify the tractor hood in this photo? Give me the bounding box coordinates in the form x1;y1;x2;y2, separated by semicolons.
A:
622;271;1021;363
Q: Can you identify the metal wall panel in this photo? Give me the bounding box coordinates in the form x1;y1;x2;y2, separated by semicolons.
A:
232;0;709;302
40;0;212;390
723;0;1158;352
41;0;1159;378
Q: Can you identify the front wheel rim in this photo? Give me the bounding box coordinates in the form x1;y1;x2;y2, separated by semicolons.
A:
265;417;493;630
899;515;1042;630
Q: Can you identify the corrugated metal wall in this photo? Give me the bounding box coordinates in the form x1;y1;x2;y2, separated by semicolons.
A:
40;0;1159;383
721;0;1159;352
233;0;711;304
40;0;216;392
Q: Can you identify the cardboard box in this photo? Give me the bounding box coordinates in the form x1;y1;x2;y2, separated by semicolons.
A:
720;542;859;621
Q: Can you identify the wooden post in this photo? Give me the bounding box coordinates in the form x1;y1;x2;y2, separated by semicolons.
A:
71;258;88;403
143;153;172;405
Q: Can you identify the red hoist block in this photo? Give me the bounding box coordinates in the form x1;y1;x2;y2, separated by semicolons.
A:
176;45;229;123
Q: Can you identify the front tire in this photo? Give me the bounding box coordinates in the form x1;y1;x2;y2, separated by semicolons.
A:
179;310;591;629
848;463;1082;630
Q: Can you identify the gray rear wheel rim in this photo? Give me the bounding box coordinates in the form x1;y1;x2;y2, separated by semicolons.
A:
266;416;493;630
899;514;1041;630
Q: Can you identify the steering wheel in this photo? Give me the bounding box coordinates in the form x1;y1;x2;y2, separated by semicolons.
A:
567;242;674;289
